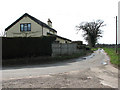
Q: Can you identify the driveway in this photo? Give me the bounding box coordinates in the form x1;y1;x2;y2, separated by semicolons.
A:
2;49;118;88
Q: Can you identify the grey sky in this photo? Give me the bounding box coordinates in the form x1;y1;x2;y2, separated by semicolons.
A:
0;0;119;44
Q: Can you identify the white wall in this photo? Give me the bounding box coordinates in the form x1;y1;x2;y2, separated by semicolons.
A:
52;43;85;56
6;16;46;37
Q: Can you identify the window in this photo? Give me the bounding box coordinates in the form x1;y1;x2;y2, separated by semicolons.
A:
20;23;31;31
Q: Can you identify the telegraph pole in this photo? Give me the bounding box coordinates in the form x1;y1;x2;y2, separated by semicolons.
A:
116;16;118;53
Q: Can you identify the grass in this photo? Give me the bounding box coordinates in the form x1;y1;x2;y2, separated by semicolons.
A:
103;48;120;66
102;48;120;67
91;47;120;67
91;48;98;51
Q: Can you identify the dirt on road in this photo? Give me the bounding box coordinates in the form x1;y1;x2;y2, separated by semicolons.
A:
2;65;118;88
2;49;119;89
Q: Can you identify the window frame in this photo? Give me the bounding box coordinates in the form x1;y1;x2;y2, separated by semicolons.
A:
20;23;31;32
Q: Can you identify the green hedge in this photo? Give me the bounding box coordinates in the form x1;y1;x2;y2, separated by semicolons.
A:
2;36;56;59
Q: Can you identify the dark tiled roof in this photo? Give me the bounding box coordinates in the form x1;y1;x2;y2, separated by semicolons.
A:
47;33;71;42
5;13;57;32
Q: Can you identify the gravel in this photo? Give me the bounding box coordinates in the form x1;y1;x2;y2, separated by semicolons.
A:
2;68;112;88
2;49;118;88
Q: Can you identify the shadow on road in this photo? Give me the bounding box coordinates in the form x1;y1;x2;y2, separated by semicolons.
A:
2;51;98;70
2;56;89;70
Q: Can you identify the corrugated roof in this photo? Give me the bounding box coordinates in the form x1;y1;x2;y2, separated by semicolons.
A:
5;13;57;32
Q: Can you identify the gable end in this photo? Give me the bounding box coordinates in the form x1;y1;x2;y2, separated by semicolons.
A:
5;13;57;33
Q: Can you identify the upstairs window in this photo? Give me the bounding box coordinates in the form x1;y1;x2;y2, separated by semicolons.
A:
20;23;31;31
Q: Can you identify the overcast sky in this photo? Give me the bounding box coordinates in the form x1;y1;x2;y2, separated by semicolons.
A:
0;0;119;44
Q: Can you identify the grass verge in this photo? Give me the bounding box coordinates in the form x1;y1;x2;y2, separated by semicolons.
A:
103;48;120;67
91;48;98;51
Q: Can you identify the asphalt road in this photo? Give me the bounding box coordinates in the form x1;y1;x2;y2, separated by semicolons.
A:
2;49;109;81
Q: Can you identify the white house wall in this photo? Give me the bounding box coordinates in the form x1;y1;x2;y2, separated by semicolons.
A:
5;15;71;44
56;37;71;43
56;37;65;43
49;31;57;35
6;16;49;37
43;27;50;36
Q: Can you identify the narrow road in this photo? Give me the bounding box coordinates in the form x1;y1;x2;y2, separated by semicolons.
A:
2;49;108;80
2;49;118;88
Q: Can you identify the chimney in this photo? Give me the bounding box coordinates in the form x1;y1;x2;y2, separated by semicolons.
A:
47;18;52;27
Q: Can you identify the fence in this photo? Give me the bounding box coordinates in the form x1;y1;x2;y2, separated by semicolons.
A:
2;37;86;59
52;43;85;56
2;36;56;59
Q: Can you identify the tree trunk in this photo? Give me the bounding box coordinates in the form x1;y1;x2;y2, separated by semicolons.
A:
88;34;92;48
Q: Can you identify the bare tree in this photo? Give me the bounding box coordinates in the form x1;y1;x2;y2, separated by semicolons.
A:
76;20;106;47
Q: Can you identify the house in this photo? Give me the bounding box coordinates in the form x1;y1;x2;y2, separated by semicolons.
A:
5;13;71;43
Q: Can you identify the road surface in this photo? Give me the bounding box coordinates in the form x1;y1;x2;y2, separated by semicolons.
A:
2;49;107;80
2;49;118;88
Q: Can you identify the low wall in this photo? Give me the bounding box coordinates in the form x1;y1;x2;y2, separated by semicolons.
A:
52;43;85;56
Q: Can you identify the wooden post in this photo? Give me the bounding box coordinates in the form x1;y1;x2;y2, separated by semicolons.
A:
116;16;118;53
